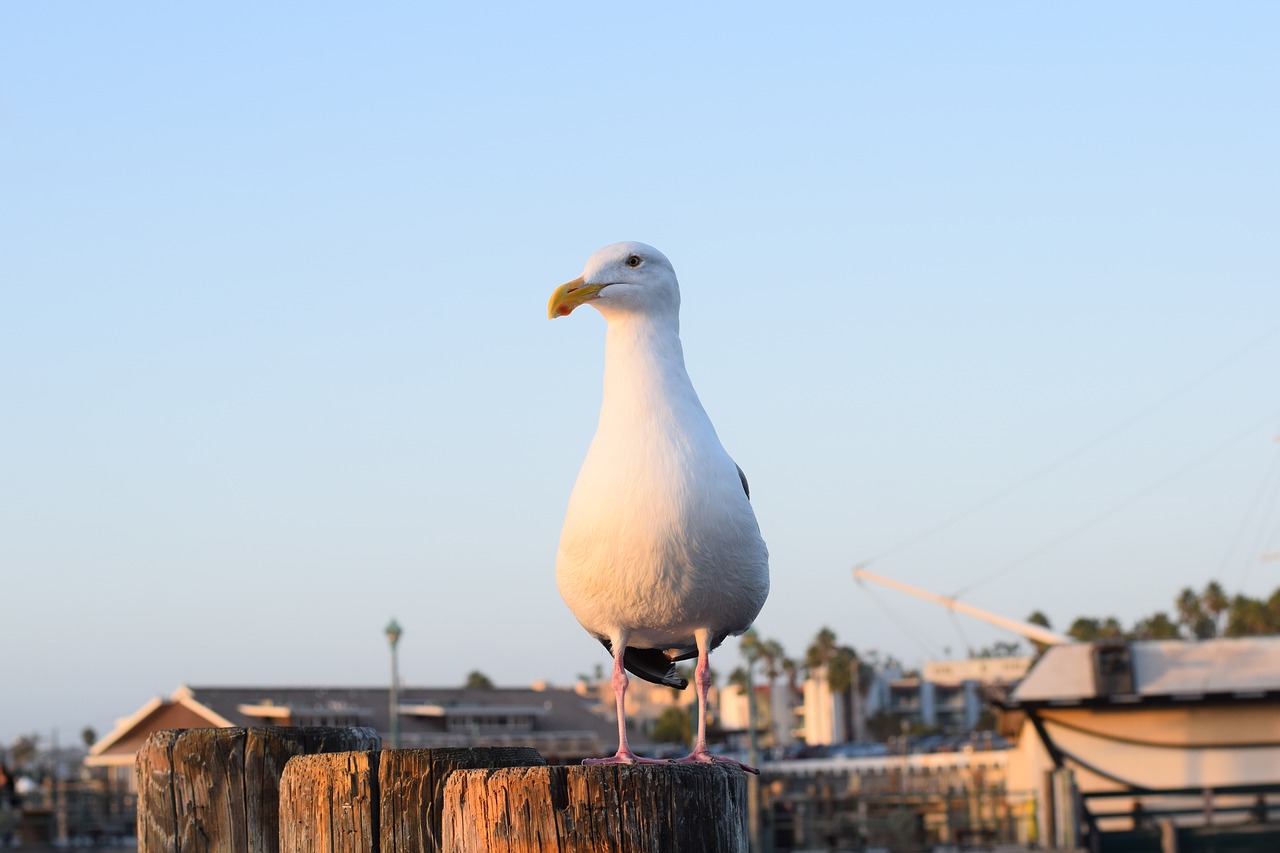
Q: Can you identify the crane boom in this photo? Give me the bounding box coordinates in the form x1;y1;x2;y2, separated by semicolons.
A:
853;566;1071;647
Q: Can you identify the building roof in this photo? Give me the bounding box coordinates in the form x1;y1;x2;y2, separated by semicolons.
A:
1009;637;1280;706
923;656;1032;686
88;683;623;766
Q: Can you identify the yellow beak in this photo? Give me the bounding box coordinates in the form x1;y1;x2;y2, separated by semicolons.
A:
548;276;607;319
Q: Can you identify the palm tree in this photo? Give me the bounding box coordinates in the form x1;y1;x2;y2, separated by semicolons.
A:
1026;611;1054;654
1133;611;1180;640
1224;594;1279;636
736;631;765;755
1203;581;1229;634
1027;611;1052;629
854;654;878;741
1176;587;1212;639
1067;617;1097;642
804;627;839;677
830;645;868;741
740;628;764;667
806;627;860;742
781;656;799;696
759;638;787;747
1267;589;1280;628
761;639;785;683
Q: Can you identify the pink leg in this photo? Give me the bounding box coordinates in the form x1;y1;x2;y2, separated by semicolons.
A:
674;629;759;774
583;634;667;766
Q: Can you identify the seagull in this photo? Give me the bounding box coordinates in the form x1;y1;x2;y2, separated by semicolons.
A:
548;241;769;772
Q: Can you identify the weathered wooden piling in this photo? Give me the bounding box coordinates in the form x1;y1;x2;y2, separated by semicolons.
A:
278;747;546;853
441;763;749;853
136;726;380;853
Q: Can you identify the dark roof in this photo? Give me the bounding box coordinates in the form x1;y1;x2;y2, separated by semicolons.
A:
184;684;614;738
89;683;630;766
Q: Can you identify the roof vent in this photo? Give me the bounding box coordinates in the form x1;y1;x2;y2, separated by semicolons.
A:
1093;640;1135;697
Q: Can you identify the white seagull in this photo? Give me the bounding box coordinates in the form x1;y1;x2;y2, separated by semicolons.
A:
548;241;769;772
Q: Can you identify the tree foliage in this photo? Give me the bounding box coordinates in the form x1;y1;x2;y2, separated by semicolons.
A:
464;670;494;689
804;626;874;694
1132;611;1180;640
1063;581;1280;642
971;640;1025;658
1027;611;1052;629
651;706;692;745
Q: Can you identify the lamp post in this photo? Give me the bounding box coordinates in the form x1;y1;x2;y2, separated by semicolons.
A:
385;618;402;749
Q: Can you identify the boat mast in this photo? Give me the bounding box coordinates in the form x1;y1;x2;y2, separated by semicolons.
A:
853;566;1072;647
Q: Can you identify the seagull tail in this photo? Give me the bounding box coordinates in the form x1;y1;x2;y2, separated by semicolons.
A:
597;638;689;689
624;647;689;689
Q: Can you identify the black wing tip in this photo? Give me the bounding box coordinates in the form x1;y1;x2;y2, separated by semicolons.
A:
597;638;689;690
627;647;688;689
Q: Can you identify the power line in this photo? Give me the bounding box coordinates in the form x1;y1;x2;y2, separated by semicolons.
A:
1231;434;1280;593
950;402;1280;598
859;322;1280;567
859;582;943;660
946;607;976;656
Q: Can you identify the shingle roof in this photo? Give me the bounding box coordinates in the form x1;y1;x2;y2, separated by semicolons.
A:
185;684;615;738
89;683;627;765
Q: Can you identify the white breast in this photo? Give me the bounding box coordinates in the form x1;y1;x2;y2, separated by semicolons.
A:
554;312;769;648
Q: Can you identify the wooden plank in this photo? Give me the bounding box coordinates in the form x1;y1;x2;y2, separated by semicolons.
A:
174;728;248;853
135;727;380;853
380;747;545;852
442;764;749;853
136;729;182;853
245;727;382;853
278;747;545;853
278;751;380;853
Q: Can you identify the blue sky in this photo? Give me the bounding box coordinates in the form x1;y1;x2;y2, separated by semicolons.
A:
3;3;1278;746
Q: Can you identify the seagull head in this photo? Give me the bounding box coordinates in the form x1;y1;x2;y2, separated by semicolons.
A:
547;241;680;321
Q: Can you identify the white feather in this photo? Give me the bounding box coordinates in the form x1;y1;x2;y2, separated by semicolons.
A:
554;242;769;651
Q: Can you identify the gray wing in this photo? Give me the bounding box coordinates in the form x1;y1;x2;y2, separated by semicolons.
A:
735;463;750;500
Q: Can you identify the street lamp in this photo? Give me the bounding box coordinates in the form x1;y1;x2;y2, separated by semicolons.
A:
385;618;403;749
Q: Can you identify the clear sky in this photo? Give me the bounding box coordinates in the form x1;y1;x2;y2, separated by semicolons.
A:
3;3;1278;747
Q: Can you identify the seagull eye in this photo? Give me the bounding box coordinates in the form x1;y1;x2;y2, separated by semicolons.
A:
626;255;642;268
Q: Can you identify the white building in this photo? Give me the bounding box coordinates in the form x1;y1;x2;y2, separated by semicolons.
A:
801;655;1032;745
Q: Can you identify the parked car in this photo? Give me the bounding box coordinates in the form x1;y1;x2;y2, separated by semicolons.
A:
962;730;1009;751
828;741;889;758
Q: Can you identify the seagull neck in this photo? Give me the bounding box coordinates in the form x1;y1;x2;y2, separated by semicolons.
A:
601;315;697;407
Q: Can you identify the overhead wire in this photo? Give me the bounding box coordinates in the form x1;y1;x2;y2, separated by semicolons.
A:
1231;432;1280;593
857;321;1280;569
950;402;1280;599
858;581;944;660
945;607;976;656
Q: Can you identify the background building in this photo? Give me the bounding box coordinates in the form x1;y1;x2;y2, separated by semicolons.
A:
86;682;626;790
801;655;1031;745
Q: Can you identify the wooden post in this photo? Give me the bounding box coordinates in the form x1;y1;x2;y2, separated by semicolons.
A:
442;764;749;853
278;747;545;853
136;726;380;853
